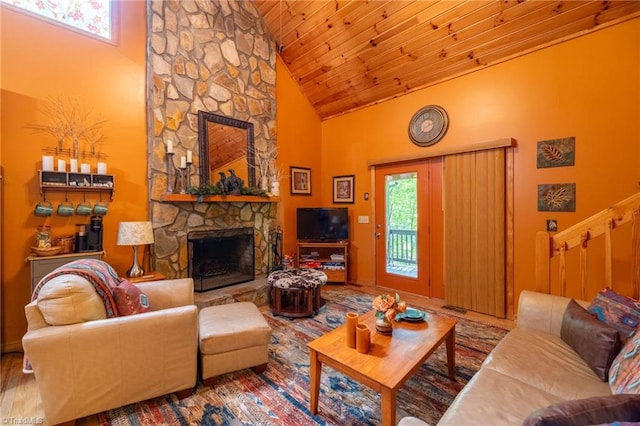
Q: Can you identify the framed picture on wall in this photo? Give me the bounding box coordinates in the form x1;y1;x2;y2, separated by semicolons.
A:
290;166;311;195
333;175;355;203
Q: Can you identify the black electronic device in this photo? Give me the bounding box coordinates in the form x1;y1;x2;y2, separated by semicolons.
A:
296;207;349;242
75;216;103;252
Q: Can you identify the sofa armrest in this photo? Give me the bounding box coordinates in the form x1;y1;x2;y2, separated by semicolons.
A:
22;305;198;424
517;290;589;336
136;278;194;310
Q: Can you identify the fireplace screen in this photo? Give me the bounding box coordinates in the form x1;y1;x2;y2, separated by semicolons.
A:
188;227;255;292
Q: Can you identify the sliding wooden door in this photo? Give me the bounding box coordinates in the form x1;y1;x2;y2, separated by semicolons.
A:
444;148;505;317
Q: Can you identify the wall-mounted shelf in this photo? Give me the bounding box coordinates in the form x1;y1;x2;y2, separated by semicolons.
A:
39;170;115;200
159;194;279;203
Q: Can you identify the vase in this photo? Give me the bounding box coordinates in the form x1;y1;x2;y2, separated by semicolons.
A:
261;176;269;191
271;181;280;196
375;315;393;335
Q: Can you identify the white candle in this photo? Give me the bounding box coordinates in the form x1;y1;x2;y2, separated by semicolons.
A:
97;162;107;174
57;159;66;172
167;140;173;153
81;163;91;173
70;159;78;173
42;156;54;171
186;150;192;163
180;156;187;168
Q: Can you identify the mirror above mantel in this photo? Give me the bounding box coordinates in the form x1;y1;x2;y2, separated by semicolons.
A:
198;111;256;188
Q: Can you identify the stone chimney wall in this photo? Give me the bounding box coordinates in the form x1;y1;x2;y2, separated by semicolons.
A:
146;0;277;279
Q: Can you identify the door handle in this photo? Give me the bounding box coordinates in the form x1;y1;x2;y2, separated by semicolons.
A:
375;232;381;238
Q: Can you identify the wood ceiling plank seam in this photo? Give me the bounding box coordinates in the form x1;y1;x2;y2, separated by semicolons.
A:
285;2;409;74
300;1;512;93
303;0;573;94
299;0;530;98
257;1;287;30
413;0;640;77
278;1;365;66
441;2;640;77
252;0;278;18
304;0;608;104
268;0;330;47
309;0;461;71
354;0;525;70
276;0;357;51
293;1;454;85
285;1;416;71
292;0;515;80
318;4;640;117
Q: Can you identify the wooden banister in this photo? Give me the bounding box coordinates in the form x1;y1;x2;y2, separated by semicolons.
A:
536;191;640;299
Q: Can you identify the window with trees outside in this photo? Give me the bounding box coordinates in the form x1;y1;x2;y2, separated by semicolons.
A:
2;0;113;41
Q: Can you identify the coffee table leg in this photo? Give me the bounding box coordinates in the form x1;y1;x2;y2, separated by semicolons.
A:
310;349;321;414
380;387;396;426
446;328;456;380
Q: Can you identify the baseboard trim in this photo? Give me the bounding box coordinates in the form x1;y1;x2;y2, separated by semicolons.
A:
1;340;24;354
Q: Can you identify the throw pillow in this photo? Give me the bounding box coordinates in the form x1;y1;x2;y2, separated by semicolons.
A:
588;287;640;343
36;274;107;325
561;299;621;381
113;280;151;315
522;394;640;426
609;329;640;394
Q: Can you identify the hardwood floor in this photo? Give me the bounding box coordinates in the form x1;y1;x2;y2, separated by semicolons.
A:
1;284;513;425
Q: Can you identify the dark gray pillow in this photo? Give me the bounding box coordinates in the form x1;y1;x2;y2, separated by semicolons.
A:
560;299;620;381
522;394;640;426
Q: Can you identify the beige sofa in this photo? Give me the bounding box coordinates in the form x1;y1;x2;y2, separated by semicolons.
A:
399;290;617;426
23;278;199;425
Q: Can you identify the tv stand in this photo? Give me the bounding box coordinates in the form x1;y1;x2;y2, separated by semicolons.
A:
296;241;348;284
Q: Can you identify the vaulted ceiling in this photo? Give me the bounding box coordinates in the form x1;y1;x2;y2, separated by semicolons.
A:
253;1;640;120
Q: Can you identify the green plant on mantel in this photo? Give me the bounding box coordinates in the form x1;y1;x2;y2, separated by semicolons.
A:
186;184;268;202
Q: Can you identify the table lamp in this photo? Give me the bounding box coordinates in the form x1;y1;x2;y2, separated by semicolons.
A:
116;221;154;277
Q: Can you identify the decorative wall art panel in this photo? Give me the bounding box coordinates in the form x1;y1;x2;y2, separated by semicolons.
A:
536;137;575;168
538;183;576;212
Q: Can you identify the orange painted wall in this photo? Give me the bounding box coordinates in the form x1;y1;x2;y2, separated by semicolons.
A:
274;58;323;257
1;2;147;350
321;18;640;303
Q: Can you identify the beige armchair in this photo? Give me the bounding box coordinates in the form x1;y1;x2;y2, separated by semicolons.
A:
23;278;198;425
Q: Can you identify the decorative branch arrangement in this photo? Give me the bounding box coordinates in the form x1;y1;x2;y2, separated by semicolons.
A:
250;143;280;188
26;96;107;159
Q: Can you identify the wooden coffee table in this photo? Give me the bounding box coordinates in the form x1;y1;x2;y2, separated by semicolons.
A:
308;309;457;426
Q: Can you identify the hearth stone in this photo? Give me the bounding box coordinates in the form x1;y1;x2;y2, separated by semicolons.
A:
194;276;269;310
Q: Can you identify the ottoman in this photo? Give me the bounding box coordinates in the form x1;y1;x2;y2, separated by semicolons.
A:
199;302;272;386
268;268;327;318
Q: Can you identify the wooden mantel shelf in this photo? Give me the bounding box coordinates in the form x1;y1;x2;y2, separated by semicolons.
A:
159;193;280;203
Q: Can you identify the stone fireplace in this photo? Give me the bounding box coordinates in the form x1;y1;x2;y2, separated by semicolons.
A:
145;0;277;285
188;227;254;292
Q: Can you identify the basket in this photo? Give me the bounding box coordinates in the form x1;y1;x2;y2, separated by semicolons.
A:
53;235;74;254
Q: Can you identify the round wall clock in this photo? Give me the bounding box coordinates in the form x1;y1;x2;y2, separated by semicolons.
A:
408;105;449;147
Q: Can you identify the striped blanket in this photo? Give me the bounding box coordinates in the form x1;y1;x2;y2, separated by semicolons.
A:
24;259;123;373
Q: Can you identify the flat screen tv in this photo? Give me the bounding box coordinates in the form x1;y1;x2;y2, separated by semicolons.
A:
296;207;349;242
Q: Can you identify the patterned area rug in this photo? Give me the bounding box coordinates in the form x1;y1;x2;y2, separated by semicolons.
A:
92;287;508;426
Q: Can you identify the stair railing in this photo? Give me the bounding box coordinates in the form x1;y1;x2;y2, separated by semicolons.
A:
535;191;640;300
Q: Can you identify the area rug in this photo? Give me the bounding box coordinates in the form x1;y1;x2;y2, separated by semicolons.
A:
92;287;509;426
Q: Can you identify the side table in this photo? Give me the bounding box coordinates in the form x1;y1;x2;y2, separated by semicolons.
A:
127;272;166;284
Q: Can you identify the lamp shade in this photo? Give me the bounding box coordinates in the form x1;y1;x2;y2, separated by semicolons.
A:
116;221;154;246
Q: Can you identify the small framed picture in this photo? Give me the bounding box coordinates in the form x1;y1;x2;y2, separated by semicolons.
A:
333;175;355;203
290;166;311;195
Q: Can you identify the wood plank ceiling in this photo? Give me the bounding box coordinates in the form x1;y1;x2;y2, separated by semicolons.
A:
253;1;640;120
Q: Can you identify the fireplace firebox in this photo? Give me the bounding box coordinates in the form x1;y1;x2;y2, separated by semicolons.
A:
188;227;255;292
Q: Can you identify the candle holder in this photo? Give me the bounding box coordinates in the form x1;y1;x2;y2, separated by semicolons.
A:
166;152;175;193
186;161;192;192
179;167;187;194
